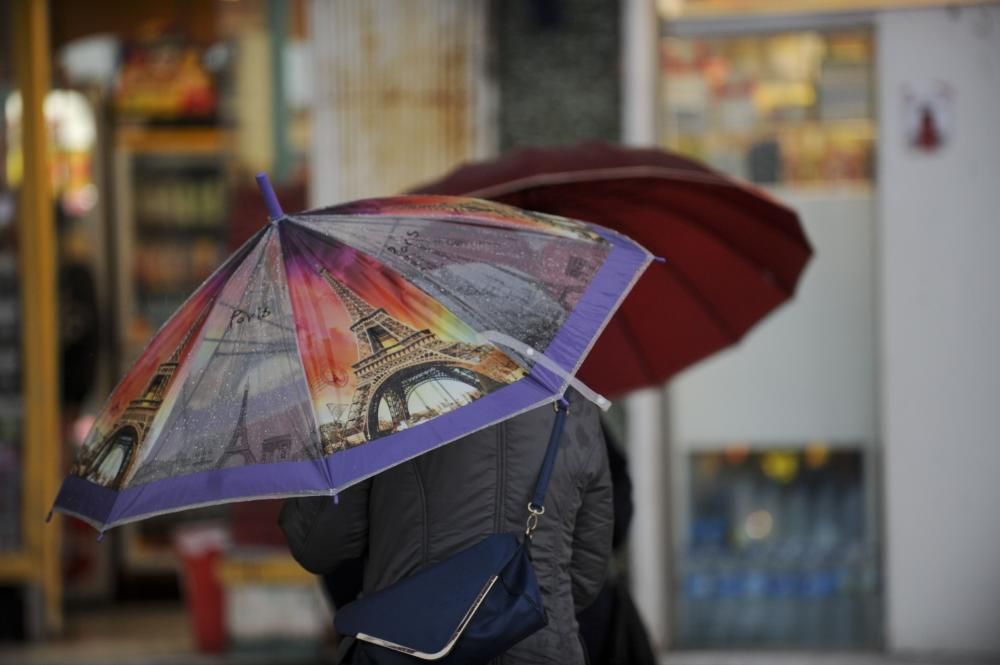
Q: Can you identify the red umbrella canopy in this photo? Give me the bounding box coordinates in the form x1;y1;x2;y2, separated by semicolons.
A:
411;141;813;398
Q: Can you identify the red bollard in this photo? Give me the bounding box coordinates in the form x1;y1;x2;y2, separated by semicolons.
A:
174;523;230;653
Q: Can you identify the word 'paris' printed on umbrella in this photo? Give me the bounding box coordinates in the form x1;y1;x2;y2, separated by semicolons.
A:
52;174;652;533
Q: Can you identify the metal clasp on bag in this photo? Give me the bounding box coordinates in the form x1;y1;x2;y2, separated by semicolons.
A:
525;503;545;538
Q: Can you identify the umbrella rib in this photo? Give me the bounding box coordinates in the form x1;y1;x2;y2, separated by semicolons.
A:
429;162;806;247
613;306;661;386
131;231;273;475
600;180;807;282
565;197;744;345
211;348;299;357
287;214;596;324
464;166;729;199
418;153;803;243
283;218;515;340
105;224;268;448
662;258;741;341
201;336;295;346
545;189;800;297
283;220;579;397
275;225;339;471
296;209;591;243
172;238;272;409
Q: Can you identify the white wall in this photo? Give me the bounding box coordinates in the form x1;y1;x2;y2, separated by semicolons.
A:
878;6;1000;655
668;190;880;569
670;190;879;448
621;0;672;649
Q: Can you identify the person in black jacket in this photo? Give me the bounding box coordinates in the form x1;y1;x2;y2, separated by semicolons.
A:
280;392;613;664
577;420;658;665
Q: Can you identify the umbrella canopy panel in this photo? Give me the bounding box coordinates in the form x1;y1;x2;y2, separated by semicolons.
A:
55;196;651;530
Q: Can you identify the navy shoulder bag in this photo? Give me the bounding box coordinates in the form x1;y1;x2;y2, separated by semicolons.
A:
333;398;571;664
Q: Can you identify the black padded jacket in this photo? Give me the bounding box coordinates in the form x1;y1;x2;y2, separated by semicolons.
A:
279;394;613;664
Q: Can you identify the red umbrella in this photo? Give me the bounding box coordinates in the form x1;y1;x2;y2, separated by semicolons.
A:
411;141;813;398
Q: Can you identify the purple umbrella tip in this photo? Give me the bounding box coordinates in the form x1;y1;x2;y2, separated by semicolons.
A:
653;255;666;263
255;172;285;220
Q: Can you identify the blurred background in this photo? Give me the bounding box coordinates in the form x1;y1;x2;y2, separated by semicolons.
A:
0;0;998;663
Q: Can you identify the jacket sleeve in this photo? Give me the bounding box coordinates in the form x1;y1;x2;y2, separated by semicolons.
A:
569;426;614;610
278;480;371;575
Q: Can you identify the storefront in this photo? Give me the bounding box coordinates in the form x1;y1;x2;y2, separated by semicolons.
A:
2;0;508;653
624;0;1000;655
3;0;999;659
1;0;321;646
663;11;879;651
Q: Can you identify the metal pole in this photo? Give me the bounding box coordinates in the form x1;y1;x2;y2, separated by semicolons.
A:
12;0;62;637
269;0;291;182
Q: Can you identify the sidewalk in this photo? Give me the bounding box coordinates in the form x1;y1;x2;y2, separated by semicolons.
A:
2;604;995;665
663;653;999;665
0;602;333;665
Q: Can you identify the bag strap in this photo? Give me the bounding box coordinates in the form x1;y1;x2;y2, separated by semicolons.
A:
525;395;569;538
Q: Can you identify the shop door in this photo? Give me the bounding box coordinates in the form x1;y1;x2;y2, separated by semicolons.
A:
658;18;882;650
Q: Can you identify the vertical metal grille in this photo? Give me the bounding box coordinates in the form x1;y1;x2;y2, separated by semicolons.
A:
310;0;494;205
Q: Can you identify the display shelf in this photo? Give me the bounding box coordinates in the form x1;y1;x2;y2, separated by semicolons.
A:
114;127;230;346
670;118;877;143
216;553;316;586
675;446;880;648
121;503;231;575
0;554;34;581
111;126;232;576
0;248;21;558
661;28;876;187
134;223;229;239
218;549;331;649
116;126;230;155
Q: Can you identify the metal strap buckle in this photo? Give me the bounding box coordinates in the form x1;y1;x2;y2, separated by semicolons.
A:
525;503;545;537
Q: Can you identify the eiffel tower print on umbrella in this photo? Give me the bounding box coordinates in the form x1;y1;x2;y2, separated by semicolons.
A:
53;175;653;533
314;267;521;451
